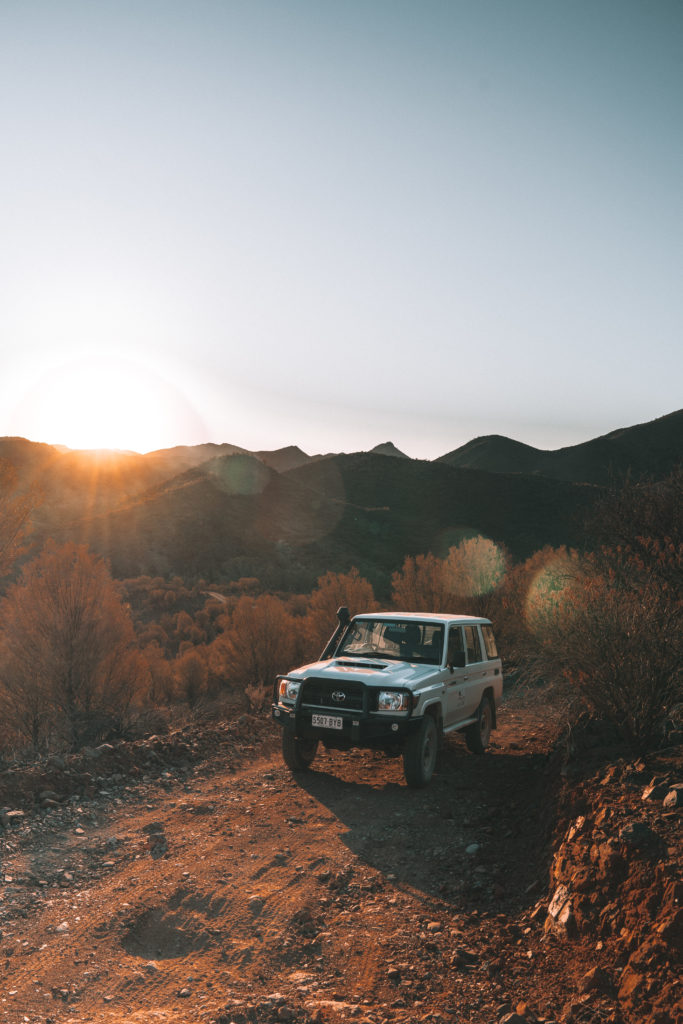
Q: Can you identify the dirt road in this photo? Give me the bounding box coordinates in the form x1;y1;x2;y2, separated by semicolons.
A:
0;689;672;1024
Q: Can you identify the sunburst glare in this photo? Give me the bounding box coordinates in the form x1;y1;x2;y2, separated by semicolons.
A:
12;354;206;453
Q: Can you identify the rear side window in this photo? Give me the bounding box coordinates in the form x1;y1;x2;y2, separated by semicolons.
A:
481;624;498;659
447;626;464;663
464;624;482;664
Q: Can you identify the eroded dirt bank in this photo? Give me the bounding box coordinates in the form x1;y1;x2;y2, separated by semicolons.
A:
0;687;680;1024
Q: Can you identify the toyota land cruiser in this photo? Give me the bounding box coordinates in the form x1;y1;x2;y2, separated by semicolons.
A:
272;608;503;787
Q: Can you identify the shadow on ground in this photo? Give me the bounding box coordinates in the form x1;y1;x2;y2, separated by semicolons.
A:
295;735;560;915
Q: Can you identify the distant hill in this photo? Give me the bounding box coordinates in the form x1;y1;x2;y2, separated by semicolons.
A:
1;410;679;594
369;442;409;459
438;410;682;484
143;441;249;474
253;445;311;473
35;450;594;593
0;440;309;531
49;452;346;587
284;450;595;571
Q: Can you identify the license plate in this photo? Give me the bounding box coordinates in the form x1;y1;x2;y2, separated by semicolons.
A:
311;713;343;730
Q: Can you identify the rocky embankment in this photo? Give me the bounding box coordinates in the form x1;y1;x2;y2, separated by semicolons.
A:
543;747;682;1024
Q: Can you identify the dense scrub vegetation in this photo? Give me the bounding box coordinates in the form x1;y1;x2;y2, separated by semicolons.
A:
0;463;680;759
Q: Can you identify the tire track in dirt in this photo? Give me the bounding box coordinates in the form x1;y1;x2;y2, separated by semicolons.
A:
1;690;572;1023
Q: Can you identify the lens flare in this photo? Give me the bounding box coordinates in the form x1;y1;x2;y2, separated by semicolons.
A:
525;552;577;634
443;535;507;597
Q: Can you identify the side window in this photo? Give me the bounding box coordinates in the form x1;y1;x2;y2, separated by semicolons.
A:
423;624;444;664
447;626;464;664
464;624;482;664
481;624;498;660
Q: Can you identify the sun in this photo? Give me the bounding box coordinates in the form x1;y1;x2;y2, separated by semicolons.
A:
13;353;206;453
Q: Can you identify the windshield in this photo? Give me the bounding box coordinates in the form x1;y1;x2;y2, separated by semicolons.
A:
337;619;444;665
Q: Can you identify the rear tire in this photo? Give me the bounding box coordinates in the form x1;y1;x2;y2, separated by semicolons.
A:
403;714;438;788
465;695;493;754
282;731;318;772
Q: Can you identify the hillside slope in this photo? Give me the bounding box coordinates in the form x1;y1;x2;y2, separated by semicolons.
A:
2;410;678;589
438;410;683;484
37;451;595;591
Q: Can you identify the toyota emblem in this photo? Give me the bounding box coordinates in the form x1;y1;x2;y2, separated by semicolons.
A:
331;691;346;703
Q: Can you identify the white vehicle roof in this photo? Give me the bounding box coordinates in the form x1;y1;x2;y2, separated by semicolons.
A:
353;612;492;625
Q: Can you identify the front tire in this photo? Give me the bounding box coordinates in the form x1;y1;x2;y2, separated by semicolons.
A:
403;714;438;788
282;731;318;772
465;695;493;754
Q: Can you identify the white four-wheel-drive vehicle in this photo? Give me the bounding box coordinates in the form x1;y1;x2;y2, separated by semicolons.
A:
272;608;503;787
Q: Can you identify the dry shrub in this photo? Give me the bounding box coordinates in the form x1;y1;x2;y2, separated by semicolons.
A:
444;536;508;616
175;647;209;708
391;536;508;616
0;541;148;751
0;459;40;580
210;593;296;709
244;681;271;712
144;642;177;704
304;568;377;660
528;543;682;753
501;546;576;664
391;552;452;612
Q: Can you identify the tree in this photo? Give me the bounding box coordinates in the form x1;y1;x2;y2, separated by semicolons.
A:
391;537;507;616
529;544;682;752
522;474;683;752
589;468;683;551
143;642;176;705
175;647;209;708
305;568;377;659
0;542;146;750
495;545;572;666
212;594;296;694
444;536;508;616
0;460;39;581
391;552;452;612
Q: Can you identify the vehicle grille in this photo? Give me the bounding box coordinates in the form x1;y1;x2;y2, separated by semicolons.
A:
301;679;365;712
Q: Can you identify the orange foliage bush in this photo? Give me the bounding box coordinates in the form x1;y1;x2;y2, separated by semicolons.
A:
211;593;297;694
527;543;682;751
391;537;508;616
0;541;148;751
0;460;39;580
303;568;377;661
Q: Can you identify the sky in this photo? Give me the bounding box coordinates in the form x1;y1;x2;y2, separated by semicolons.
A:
1;0;681;459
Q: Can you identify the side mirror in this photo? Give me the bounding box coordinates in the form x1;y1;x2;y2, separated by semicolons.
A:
448;651;466;670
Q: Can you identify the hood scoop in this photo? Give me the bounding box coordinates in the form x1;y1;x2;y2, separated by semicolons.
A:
334;659;387;671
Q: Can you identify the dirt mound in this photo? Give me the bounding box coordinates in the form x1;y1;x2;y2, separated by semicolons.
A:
544;742;682;1023
0;712;278;811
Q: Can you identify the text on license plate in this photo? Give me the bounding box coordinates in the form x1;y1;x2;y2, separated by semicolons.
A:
311;713;343;730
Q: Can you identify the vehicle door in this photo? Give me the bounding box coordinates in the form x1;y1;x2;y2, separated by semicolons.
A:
462;623;489;716
443;625;469;727
479;622;503;702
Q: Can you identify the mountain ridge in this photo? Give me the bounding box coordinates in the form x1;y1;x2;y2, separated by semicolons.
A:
437;409;682;484
1;409;679;593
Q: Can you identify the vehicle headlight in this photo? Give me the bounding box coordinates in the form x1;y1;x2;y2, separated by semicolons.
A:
278;678;301;703
377;690;410;712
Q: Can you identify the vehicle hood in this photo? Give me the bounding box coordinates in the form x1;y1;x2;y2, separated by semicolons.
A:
288;657;437;689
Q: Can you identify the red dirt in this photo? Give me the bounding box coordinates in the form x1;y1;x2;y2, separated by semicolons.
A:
0;685;680;1024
